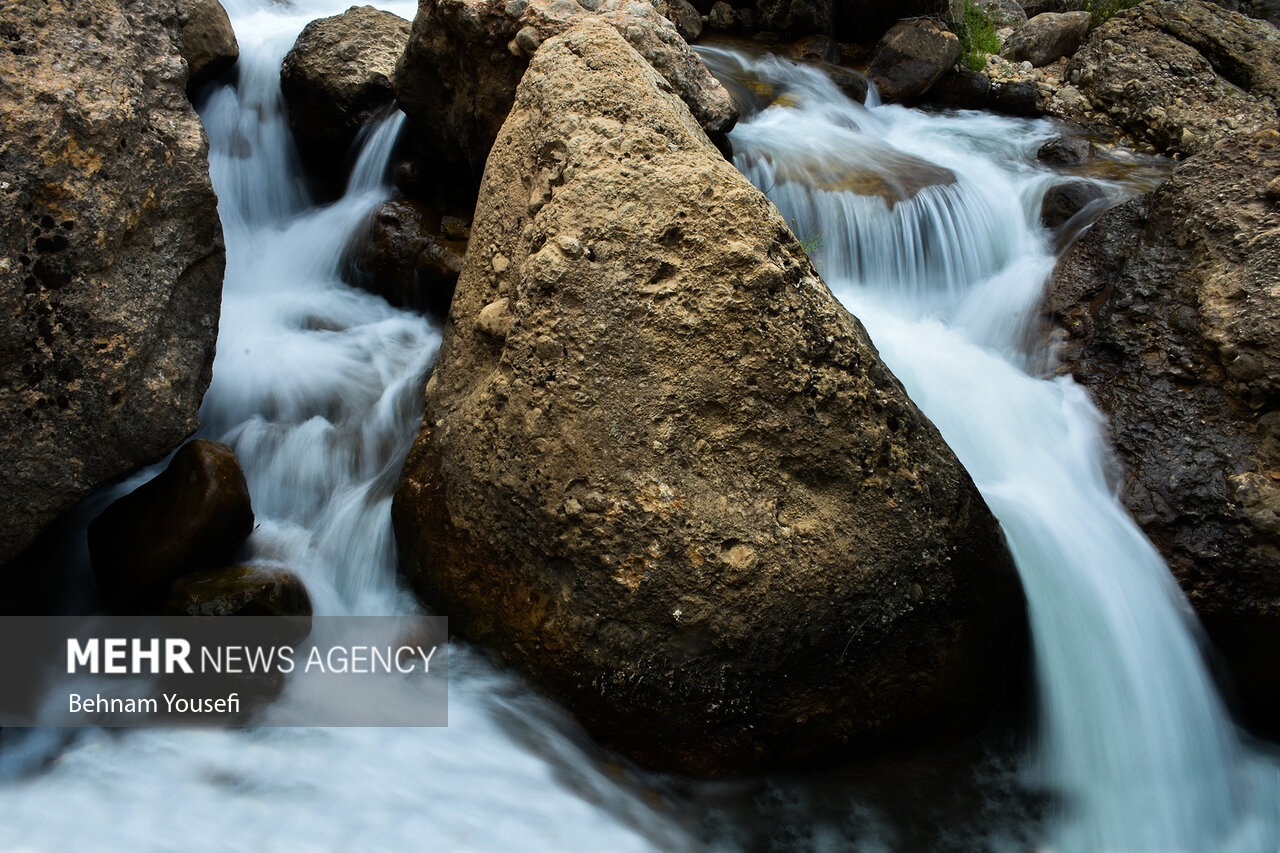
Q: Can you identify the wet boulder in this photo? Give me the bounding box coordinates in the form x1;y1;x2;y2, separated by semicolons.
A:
1067;0;1280;156
989;79;1040;115
89;441;254;602
178;0;239;90
1044;130;1280;729
930;69;992;109
867;19;962;102
999;11;1089;66
341;199;467;320
789;34;842;64
0;0;225;566
393;0;738;202
167;566;312;618
1039;178;1105;230
1037;135;1092;165
279;6;411;180
393;20;1025;775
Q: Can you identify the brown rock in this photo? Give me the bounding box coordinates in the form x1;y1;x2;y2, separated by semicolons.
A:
393;20;1024;775
868;19;962;102
1000;11;1089;67
279;6;411;181
393;0;738;202
657;0;703;40
1067;0;1280;156
708;0;737;28
930;68;992;108
0;0;225;566
178;0;239;90
1039;178;1106;229
89;441;254;602
789;34;842;63
1044;131;1280;728
167;565;312;618
1037;135;1093;165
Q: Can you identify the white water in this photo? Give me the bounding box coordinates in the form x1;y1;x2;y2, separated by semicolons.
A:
700;46;1280;851
1;4;1276;849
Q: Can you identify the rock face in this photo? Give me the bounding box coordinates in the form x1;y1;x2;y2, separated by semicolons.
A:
279;6;410;179
89;441;254;602
1045;130;1280;727
868;19;963;102
393;20;1024;774
0;0;225;566
1067;0;1280;155
1000;11;1089;66
393;0;738;201
167;566;312;618
178;0;238;90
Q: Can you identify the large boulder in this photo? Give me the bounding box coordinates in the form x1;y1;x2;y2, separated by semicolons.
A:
867;18;963;102
167;566;312;618
393;20;1024;774
1067;0;1280;156
178;0;238;91
0;0;225;566
1044;130;1280;729
279;6;411;181
1000;11;1089;67
392;0;738;201
89;440;254;603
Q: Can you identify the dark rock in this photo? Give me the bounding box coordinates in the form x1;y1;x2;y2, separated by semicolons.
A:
1067;0;1280;156
708;0;737;28
393;20;1025;775
658;0;704;40
828;65;871;103
89;441;254;602
868;19;962;102
0;0;225;565
279;6;411;183
989;80;1040;115
757;0;833;35
167;565;312;618
1000;11;1090;66
1044;130;1280;730
1039;178;1106;230
1037;135;1093;165
930;69;992;109
393;0;738;202
178;0;239;90
341;199;466;321
789;34;842;63
736;6;758;27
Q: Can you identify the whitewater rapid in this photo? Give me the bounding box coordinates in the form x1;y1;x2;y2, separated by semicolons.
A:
0;4;1276;850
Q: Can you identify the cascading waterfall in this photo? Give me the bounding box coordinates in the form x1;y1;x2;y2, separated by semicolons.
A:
699;45;1280;851
1;2;1278;847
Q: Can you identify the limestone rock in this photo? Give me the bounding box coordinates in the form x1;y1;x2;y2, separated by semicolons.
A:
1044;131;1280;728
393;20;1024;774
393;0;738;200
1067;0;1280;156
178;0;238;90
279;6;411;179
89;441;254;602
0;0;225;565
1000;11;1089;66
868;19;962;102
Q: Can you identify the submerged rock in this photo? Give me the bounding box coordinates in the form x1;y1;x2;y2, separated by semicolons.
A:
89;441;254;602
867;19;962;102
1000;11;1089;67
167;565;312;618
1067;0;1280;155
1045;130;1280;728
178;0;239;90
0;0;225;566
393;20;1024;774
393;0;738;201
279;6;410;181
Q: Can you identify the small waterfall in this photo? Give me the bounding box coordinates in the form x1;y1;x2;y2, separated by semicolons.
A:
700;45;1280;851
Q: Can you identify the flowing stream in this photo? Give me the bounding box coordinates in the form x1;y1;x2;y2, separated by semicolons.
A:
1;2;1278;850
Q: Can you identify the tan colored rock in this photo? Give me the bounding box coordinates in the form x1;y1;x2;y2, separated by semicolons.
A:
393;20;1024;774
178;0;238;90
392;0;738;200
1066;0;1280;155
280;6;411;178
1000;11;1089;67
0;0;225;565
1044;130;1280;729
868;19;962;102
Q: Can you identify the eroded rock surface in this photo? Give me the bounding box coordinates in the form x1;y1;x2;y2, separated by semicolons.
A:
394;20;1024;774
